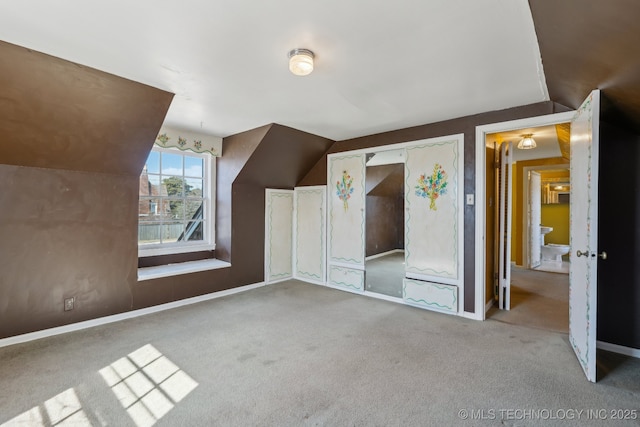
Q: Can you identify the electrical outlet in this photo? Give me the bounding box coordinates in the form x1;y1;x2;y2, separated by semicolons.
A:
64;297;74;311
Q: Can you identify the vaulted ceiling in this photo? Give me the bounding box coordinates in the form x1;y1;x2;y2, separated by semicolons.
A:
1;0;638;140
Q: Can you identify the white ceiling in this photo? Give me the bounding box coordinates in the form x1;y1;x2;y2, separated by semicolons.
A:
0;0;549;141
487;125;565;162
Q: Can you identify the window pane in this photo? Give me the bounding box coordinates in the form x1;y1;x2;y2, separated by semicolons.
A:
167;199;185;220
185;156;203;178
139;223;161;244
139;198;161;219
162;176;184;197
145;151;160;174
161;152;183;176
185;221;204;241
185;178;203;197
162;222;184;243
140;175;161;197
184;199;203;221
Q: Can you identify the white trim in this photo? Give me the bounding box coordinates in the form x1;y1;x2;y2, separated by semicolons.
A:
138;242;216;258
295;278;326;286
475;111;575;321
365;249;404;261
265;277;292;285
363;291;404;304
597;341;640;359
324;282;363;295
0;281;265;349
138;258;230;281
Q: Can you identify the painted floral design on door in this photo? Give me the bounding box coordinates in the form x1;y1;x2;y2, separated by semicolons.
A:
416;163;448;210
335;170;354;211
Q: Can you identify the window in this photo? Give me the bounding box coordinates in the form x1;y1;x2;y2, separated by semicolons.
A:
138;146;214;256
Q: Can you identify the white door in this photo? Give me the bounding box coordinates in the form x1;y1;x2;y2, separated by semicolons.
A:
569;90;601;382
264;189;293;284
327;154;366;270
528;171;542;269
497;142;513;310
293;186;326;285
404;137;464;285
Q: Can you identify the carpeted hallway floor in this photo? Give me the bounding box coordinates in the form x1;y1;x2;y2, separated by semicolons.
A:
487;265;570;334
0;280;638;426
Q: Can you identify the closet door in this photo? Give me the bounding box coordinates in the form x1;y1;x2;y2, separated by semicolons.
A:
264;189;293;284
293;186;326;285
327;153;366;291
404;136;464;286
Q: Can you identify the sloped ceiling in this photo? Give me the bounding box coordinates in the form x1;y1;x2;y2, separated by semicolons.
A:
0;0;548;141
0;42;173;175
530;0;640;129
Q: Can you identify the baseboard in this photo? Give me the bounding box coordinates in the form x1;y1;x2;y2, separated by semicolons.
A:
293;276;326;286
460;311;484;321
362;290;404;304
596;340;640;359
365;249;404;261
265;276;293;285
0;281;266;349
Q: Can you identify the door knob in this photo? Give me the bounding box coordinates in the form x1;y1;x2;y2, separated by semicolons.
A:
591;251;607;260
576;250;589;257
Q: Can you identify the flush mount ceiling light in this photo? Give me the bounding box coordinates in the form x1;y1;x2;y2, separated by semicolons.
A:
288;48;314;76
517;133;537;150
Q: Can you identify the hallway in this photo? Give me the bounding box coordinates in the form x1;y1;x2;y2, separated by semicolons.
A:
487;266;569;333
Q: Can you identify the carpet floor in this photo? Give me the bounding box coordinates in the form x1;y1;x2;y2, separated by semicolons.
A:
1;280;638;426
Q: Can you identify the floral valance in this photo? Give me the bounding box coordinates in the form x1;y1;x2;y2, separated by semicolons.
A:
155;126;222;157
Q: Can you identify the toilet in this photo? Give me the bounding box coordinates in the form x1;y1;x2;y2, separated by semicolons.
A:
541;243;570;263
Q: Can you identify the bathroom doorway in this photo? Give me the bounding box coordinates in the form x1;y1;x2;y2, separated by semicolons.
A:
523;165;571;274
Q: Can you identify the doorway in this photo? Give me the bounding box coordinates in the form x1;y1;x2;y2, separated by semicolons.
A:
484;123;571;330
473;111;575;319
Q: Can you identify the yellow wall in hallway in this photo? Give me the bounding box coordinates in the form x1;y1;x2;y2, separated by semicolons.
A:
541;203;570;244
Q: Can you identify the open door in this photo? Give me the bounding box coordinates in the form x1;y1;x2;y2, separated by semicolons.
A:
569;90;601;382
528;171;542;269
497;142;513;310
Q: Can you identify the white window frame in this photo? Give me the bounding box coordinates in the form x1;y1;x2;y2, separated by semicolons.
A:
138;146;215;257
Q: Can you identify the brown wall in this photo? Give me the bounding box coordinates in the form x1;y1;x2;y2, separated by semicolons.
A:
0;165;139;337
0;42;173;339
300;101;570;312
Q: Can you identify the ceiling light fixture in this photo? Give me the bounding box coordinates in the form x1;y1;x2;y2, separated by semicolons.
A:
517;133;537;150
288;48;314;76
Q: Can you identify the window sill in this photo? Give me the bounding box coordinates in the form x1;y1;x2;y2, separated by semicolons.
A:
137;259;230;281
138;242;215;258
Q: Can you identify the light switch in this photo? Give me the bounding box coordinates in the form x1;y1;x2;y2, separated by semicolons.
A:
466;194;474;205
